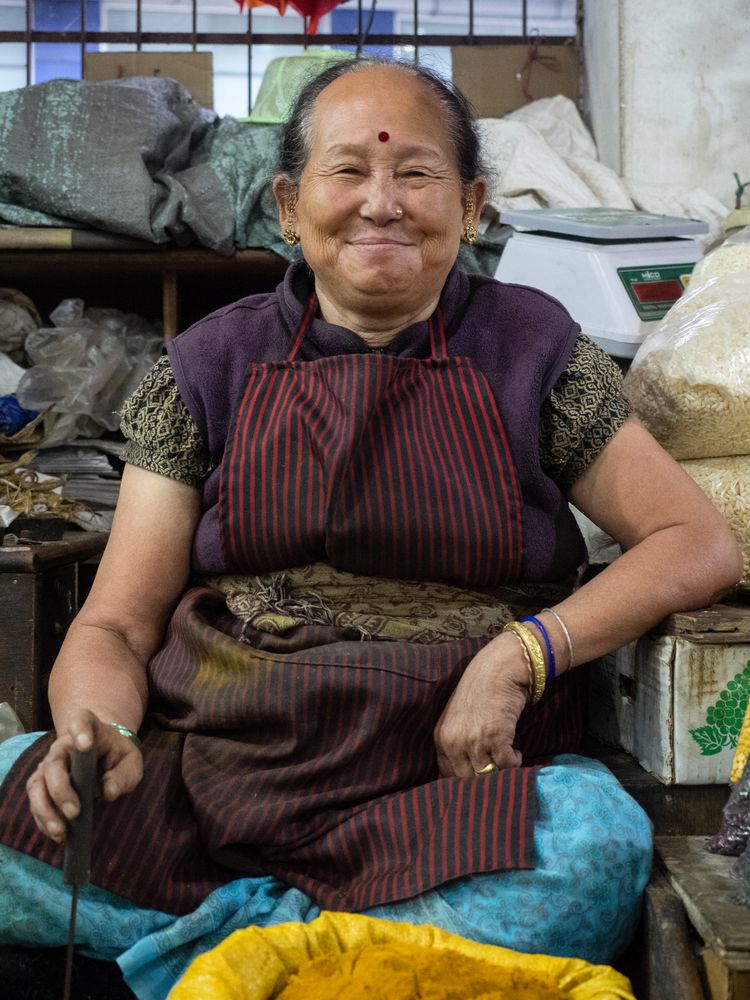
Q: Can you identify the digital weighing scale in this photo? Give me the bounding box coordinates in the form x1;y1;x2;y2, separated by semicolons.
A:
494;208;709;358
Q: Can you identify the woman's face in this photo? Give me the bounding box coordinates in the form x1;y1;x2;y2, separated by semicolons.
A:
275;67;485;321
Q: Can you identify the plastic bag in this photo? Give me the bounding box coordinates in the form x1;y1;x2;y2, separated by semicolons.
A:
0;351;26;395
690;225;750;284
16;299;162;444
731;841;750;907
0;288;41;360
678;455;750;587
170;912;635;1000
679;455;750;548
706;758;750;857
248;49;355;124
623;271;750;460
0;394;38;435
0;702;24;744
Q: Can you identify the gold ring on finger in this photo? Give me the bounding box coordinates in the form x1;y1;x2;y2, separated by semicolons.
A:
473;761;496;775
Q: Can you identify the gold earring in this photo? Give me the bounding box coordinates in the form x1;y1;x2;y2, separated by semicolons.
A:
462;195;477;245
283;199;300;246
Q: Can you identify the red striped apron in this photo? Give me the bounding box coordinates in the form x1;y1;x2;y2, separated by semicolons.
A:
220;297;523;583
0;299;588;915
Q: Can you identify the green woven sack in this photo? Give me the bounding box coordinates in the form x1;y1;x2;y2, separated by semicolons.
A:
249;48;357;124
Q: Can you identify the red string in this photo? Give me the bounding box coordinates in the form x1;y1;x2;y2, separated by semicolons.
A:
519;39;562;102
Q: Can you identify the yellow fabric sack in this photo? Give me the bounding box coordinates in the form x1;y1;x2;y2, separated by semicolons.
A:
168;912;635;1000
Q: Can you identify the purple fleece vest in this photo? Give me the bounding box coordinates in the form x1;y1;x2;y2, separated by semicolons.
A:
166;262;586;583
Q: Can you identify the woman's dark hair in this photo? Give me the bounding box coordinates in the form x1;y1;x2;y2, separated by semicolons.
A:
277;57;487;189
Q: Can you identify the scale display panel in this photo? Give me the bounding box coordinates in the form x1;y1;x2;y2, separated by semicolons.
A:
617;264;694;321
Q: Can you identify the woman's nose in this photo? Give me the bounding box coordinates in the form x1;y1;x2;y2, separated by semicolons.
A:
360;178;402;226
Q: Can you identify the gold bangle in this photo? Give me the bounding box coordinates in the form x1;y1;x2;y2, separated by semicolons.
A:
503;622;546;704
107;722;143;750
504;627;534;704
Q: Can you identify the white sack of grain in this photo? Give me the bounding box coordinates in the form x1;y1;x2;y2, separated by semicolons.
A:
623;270;750;460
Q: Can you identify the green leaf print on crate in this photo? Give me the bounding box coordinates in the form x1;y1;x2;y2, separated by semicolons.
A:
690;660;750;756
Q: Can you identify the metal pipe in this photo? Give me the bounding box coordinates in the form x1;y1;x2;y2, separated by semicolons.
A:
191;0;197;52
136;0;141;51
24;0;31;85
2;32;572;47
247;7;253;115
80;0;85;80
413;0;418;63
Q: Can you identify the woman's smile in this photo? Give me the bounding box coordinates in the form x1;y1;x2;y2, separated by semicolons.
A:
347;236;414;250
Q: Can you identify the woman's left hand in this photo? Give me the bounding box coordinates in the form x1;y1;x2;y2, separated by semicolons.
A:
434;632;530;777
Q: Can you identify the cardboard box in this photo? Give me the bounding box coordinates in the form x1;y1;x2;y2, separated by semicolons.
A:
452;43;579;118
589;604;750;785
84;51;213;109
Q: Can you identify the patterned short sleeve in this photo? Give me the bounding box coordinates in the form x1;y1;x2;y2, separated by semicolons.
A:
119;355;213;487
540;334;631;492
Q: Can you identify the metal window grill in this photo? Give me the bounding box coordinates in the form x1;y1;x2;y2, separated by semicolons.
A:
2;1;578;103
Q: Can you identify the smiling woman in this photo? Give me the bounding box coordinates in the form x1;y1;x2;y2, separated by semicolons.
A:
272;61;486;342
0;57;742;999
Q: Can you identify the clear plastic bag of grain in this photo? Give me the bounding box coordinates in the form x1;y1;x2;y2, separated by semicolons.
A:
623;271;750;460
679;455;750;587
680;455;750;547
691;225;750;284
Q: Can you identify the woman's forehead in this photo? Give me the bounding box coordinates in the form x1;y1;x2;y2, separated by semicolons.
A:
309;68;453;157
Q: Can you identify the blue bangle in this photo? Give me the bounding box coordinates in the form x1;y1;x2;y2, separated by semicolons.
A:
519;615;556;684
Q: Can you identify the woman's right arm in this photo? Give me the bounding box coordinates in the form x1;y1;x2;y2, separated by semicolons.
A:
26;463;201;842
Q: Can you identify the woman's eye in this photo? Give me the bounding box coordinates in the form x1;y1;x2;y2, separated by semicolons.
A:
402;170;428;178
336;167;362;175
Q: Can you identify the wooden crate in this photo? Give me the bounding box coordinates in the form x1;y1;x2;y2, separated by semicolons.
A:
656;837;750;1000
0;532;107;731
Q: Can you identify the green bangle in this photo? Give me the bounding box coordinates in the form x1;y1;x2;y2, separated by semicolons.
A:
107;722;143;750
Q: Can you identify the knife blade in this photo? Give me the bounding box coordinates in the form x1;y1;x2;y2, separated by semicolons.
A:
62;747;96;1000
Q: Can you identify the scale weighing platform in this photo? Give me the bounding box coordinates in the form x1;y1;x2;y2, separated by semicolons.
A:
494;208;709;357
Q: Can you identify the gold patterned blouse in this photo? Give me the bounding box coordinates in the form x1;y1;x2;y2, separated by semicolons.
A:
119;333;630;493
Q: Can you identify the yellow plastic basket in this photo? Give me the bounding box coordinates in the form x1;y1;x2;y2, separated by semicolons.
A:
169;912;635;999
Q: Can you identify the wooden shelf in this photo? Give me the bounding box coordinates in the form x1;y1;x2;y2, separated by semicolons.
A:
0;246;288;339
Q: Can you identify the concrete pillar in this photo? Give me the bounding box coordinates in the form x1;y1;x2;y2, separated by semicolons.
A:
582;0;750;208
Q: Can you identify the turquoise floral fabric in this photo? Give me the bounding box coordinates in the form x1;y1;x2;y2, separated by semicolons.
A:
0;734;651;1000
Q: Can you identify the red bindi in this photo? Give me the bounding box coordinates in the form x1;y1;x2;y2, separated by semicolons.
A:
377;131;390;142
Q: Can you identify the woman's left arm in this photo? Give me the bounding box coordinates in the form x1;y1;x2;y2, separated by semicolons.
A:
434;416;743;778
556;415;743;664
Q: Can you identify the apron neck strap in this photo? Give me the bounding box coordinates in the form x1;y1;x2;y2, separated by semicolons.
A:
428;308;448;358
289;296;447;361
288;293;318;360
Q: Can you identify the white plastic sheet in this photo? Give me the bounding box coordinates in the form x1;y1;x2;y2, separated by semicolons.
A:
479;96;729;248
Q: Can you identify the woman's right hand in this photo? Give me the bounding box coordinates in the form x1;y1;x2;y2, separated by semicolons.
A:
25;709;143;843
